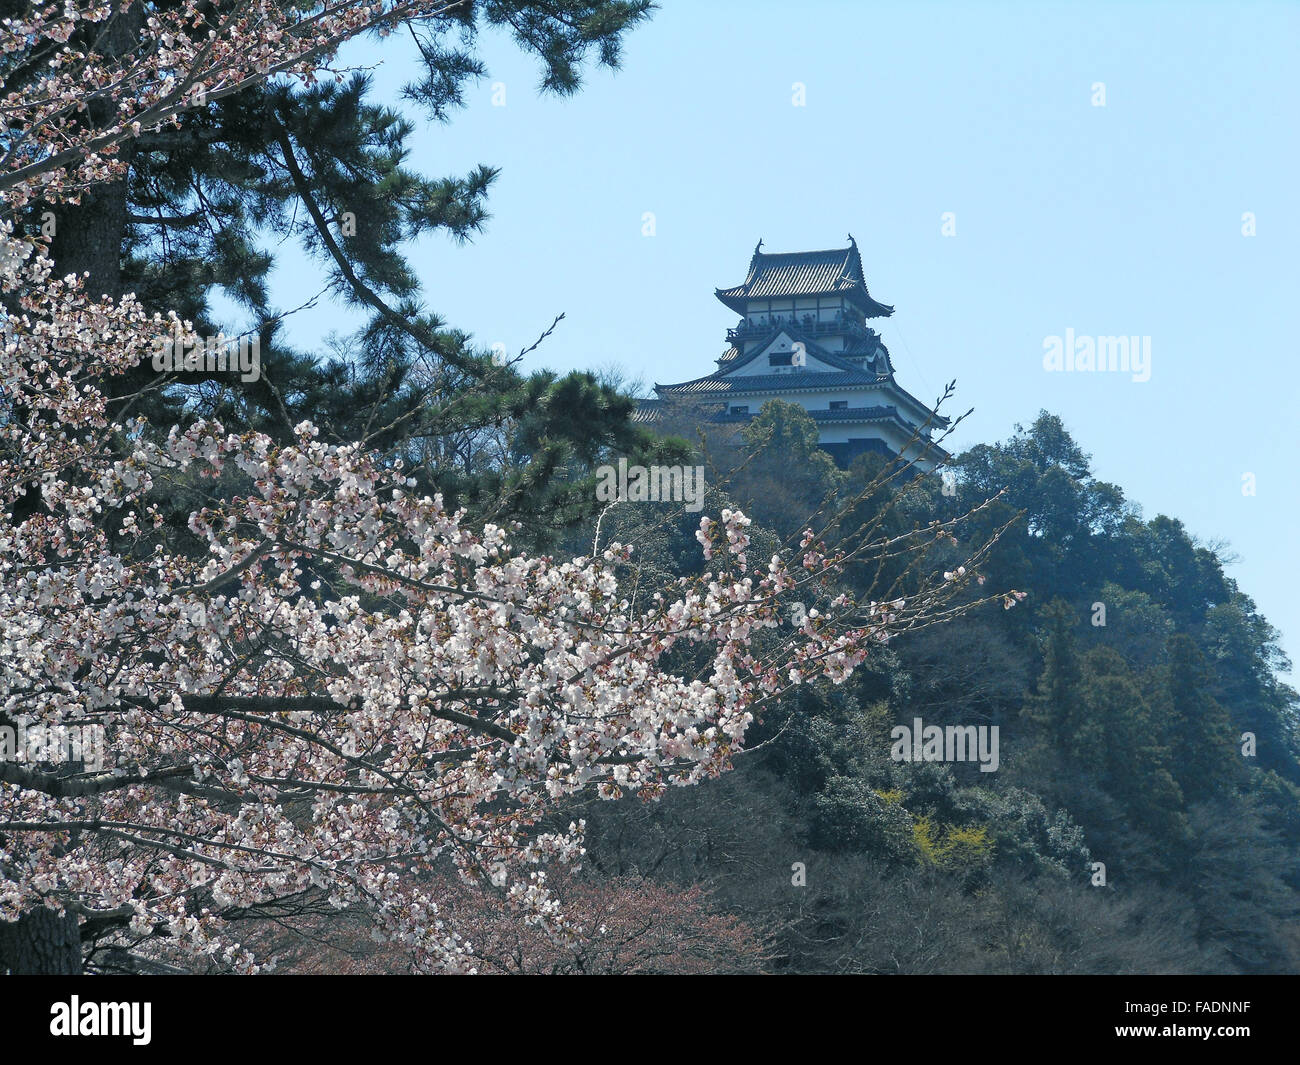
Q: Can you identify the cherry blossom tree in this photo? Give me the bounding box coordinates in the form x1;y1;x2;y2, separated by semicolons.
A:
0;0;505;209
0;2;1017;973
241;872;773;975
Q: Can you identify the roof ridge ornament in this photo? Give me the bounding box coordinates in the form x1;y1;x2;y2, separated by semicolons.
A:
843;234;862;284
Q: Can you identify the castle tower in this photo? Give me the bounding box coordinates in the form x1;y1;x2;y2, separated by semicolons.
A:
637;237;948;469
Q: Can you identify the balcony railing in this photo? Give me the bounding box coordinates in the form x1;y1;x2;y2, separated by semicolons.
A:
726;313;877;346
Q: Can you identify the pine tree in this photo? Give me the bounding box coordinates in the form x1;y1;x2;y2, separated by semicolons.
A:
731;400;845;536
15;1;666;537
1024;600;1091;760
1163;633;1241;801
1078;647;1187;847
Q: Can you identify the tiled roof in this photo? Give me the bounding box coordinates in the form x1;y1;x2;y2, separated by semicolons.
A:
650;347;950;428
809;405;906;423
634;399;949;446
656;369;890;396
701;322;882;378
715;237;893;317
631;399;663;423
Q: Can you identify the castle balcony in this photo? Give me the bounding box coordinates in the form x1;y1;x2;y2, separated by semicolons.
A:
726;313;878;347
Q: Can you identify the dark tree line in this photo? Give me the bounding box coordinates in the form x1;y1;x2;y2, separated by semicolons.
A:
565;406;1298;973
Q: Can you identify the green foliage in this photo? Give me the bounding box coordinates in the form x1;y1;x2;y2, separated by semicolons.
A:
730;400;845;536
581;406;1300;972
811;777;916;856
1162;633;1242;802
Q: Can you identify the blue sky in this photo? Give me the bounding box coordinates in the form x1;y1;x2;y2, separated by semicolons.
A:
257;0;1300;675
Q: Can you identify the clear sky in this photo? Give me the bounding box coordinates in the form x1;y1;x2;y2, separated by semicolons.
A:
255;0;1300;675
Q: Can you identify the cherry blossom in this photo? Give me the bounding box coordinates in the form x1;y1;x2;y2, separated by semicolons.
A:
0;5;1017;971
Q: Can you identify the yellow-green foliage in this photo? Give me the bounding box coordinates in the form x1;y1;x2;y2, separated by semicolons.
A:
911;816;996;870
912;815;942;864
940;824;995;868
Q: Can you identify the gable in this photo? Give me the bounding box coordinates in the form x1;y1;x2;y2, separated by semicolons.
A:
723;331;844;377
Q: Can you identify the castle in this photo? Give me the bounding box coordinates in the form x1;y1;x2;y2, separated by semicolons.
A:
636;237;947;470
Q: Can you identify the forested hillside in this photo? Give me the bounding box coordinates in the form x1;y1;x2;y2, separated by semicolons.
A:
551;402;1300;973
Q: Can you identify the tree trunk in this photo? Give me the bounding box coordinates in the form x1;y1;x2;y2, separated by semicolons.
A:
46;175;132;300
0;908;82;974
45;3;143;301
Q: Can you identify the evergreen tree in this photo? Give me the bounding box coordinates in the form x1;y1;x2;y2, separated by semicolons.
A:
1024;600;1089;760
730;399;845;536
15;1;666;536
1078;647;1187;849
1163;633;1241;802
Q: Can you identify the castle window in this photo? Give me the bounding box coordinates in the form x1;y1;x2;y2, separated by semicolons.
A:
829;401;848;410
730;405;749;415
768;352;793;367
